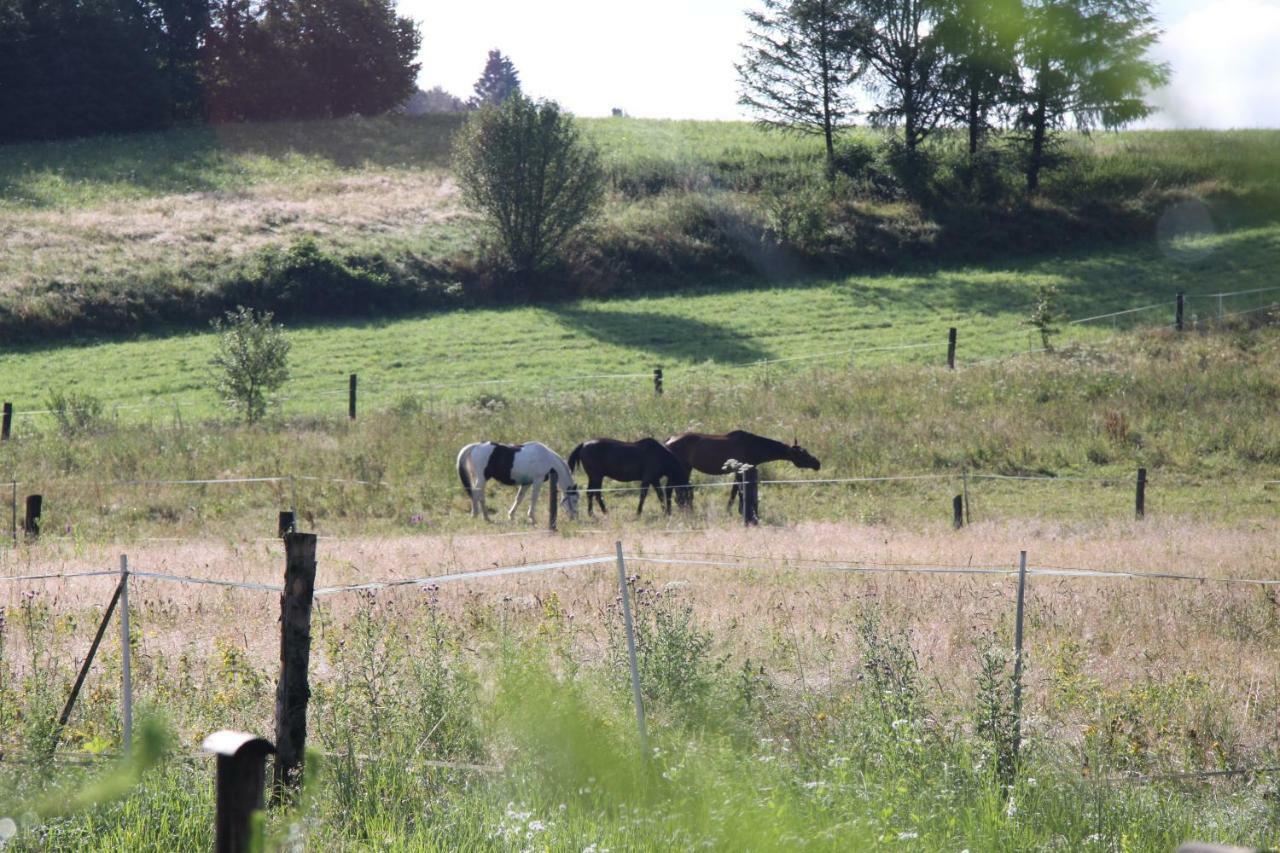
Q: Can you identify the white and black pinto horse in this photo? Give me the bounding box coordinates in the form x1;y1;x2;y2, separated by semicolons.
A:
456;441;580;522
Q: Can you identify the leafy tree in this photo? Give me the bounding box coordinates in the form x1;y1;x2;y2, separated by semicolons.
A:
470;49;521;107
736;0;864;175
1015;0;1168;191
935;0;1023;157
210;307;291;424
405;85;469;114
854;0;951;153
453;94;604;280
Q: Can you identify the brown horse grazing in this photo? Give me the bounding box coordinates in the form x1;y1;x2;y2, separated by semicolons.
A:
568;438;693;516
664;430;821;511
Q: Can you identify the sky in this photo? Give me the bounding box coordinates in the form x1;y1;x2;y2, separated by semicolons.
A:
406;0;1280;129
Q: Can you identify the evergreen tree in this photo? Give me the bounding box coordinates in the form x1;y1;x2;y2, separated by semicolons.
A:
935;0;1023;157
736;0;863;175
470;49;520;107
854;0;952;152
1015;0;1168;191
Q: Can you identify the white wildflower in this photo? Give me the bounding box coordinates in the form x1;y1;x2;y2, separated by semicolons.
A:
897;830;919;840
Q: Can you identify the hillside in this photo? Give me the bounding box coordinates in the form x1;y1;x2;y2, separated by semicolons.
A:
2;116;1278;341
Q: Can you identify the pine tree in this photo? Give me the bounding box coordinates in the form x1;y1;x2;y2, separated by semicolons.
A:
470;49;521;107
736;0;863;175
1015;0;1168;191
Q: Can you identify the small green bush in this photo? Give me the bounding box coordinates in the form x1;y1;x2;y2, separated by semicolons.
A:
209;306;291;424
44;389;105;437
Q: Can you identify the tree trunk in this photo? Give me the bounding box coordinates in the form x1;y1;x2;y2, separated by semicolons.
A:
967;87;980;158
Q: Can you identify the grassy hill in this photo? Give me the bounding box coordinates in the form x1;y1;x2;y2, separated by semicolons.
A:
2;116;1278;341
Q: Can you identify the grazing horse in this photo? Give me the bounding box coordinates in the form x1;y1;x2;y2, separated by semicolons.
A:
567;438;692;516
664;430;821;511
456;441;580;522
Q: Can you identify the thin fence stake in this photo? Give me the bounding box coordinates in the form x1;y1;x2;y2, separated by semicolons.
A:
947;327;957;369
962;468;972;525
54;577;125;751
1;402;11;441
348;374;357;420
120;555;133;753
1176;292;1185;331
614;541;648;756
1012;550;1028;772
1135;467;1147;520
9;482;15;548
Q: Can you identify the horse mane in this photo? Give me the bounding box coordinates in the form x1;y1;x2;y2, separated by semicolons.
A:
726;430;791;456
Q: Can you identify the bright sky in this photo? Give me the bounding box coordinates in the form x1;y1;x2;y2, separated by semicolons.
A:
407;0;1280;128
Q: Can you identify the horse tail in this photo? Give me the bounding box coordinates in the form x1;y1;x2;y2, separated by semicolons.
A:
457;445;473;494
567;442;584;473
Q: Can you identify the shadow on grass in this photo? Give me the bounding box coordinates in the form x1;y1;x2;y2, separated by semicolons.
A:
548;305;773;364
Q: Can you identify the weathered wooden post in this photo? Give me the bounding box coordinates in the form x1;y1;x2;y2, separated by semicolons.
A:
548;470;559;531
952;495;964;529
273;532;317;798
947;327;957;370
1;402;11;441
23;494;41;539
653;367;663;396
742;467;759;527
1176;292;1185;331
277;511;295;538
348;374;357;420
204;730;275;853
1135;467;1147;520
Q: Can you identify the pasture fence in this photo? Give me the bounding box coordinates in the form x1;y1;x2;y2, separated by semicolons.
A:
4;285;1279;431
2;535;1277;848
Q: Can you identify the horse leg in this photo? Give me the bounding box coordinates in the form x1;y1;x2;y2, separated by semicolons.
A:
596;480;608;515
508;485;528;520
636;481;648;515
663;479;673;515
527;479;543;523
588;475;603;516
727;474;741;513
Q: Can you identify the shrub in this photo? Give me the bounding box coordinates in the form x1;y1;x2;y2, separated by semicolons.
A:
209;306;291;424
44;390;105;437
453;94;604;282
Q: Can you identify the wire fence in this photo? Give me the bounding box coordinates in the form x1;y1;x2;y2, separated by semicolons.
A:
4;285;1277;427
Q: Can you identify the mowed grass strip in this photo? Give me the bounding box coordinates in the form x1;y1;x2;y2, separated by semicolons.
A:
2;221;1276;419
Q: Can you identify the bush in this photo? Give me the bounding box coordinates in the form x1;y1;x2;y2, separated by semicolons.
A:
44;390;105;437
209;306;291;424
453;94;604;282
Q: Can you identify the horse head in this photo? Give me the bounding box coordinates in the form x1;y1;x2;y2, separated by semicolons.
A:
560;483;581;519
788;440;821;471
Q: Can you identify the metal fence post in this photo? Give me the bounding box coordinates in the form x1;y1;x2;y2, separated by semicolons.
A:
120;554;133;753
614;541;648;755
1011;550;1028;772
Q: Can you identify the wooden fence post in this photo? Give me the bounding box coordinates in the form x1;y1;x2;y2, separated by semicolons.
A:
1;402;11;441
952;495;964;529
273;532;317;797
1176;292;1185;331
204;730;275;853
653;367;663;396
348;374;357;420
947;327;957;370
23;494;41;540
1135;467;1147;520
548;470;559;531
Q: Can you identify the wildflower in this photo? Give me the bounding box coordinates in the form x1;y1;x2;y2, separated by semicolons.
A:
1005;798;1017;819
897;831;918;840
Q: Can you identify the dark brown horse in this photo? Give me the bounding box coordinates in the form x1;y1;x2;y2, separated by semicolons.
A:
568;438;692;516
664;430;821;511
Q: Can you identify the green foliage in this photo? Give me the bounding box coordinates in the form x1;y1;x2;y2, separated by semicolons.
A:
43;390;105;437
1029;280;1061;350
454;94;605;280
469;49;520;108
974;637;1021;786
209;306;291;424
609;578;719;721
